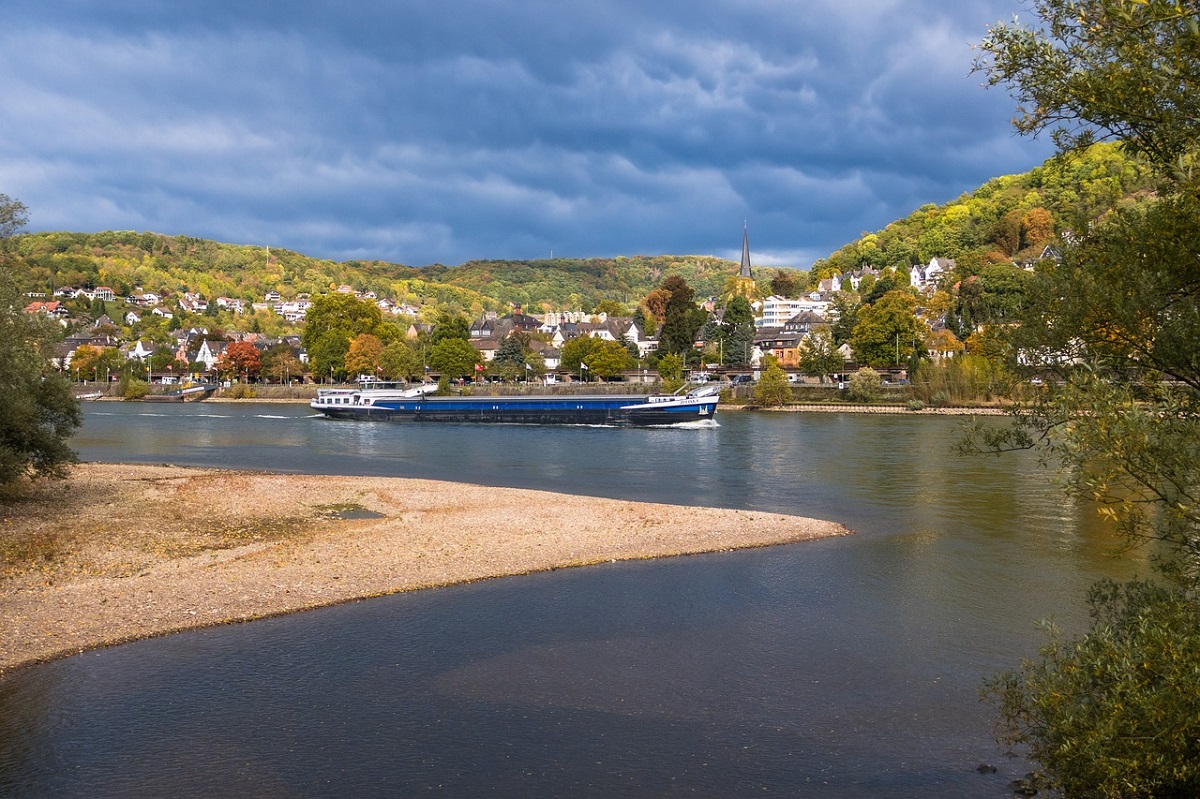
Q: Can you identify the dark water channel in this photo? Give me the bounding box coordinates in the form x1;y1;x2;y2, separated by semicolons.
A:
0;404;1145;797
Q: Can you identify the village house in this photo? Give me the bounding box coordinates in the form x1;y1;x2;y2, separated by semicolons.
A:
911;257;954;293
24;300;69;318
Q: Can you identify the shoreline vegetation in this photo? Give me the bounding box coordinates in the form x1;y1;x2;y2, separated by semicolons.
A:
0;463;849;677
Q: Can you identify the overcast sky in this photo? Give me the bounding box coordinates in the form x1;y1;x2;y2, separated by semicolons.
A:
1;1;1051;269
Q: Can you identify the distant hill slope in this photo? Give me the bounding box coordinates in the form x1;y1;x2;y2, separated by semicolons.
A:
811;142;1157;278
11;231;741;315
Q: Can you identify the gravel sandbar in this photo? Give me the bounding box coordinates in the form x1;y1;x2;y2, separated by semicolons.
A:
1;463;848;675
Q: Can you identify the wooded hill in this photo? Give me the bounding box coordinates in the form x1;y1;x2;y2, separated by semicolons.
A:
8;143;1157;322
811;142;1158;279
10;231;742;319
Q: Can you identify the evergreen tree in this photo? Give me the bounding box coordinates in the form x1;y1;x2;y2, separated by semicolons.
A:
657;276;707;358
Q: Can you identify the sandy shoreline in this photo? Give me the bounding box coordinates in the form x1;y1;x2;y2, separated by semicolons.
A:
0;463;848;676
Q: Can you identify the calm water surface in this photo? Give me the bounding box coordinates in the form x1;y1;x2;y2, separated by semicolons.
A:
0;404;1145;797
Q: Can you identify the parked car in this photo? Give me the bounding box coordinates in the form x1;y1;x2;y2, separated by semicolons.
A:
730;374;755;385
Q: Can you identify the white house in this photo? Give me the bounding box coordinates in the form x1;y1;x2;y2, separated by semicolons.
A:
911;257;954;293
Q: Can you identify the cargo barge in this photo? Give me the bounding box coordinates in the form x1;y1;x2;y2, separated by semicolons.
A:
310;383;719;426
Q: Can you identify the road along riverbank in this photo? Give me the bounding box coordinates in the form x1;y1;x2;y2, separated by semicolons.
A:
0;463;849;675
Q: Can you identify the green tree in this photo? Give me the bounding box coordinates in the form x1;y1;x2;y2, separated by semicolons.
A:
308;331;351;383
0;196;81;485
593;299;627;317
719;295;757;366
973;3;1200;794
0;194;28;242
797;327;842;383
431;312;470;343
657;351;684;393
975;0;1200;169
752;361;792;407
301;294;382;353
559;335;598;378
830;292;860;346
429;337;480;381
849;290;925;368
583;338;633;380
380;339;423;382
490;335;529;382
984;579;1200;798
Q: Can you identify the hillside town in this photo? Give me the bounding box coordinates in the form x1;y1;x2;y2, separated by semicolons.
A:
24;226;1004;390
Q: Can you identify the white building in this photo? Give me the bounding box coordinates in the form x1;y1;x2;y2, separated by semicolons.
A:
753;295;833;328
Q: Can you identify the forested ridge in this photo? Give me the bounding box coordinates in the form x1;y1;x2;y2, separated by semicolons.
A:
9;142;1156;317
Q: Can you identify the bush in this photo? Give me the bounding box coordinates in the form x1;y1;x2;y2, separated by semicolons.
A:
225;383;257;399
120;376;150;400
752;363;792;407
846;367;882;403
912;355;1008;404
984;579;1200;798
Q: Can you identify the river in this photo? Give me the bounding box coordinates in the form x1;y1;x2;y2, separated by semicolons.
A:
0;403;1145;797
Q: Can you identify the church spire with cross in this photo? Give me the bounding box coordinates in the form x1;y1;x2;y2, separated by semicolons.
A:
739;222;753;278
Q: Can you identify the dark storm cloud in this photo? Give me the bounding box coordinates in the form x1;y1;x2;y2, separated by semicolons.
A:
1;0;1052;268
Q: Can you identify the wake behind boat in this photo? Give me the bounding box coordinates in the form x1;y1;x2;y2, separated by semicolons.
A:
310;382;719;426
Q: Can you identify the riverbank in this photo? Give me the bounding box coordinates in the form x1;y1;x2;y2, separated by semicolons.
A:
0;463;849;675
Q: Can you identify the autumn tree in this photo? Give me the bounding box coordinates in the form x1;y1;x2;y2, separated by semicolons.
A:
68;344;120;382
770;269;801;298
344;333;384;379
260;344;304;384
216;341;262;381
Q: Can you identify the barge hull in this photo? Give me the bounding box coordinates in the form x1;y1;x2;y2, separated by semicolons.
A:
312;393;717;426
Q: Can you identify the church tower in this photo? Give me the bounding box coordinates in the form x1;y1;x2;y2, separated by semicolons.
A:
739;223;754;279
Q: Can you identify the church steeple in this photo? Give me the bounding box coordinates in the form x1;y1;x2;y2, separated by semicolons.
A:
739;223;753;278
